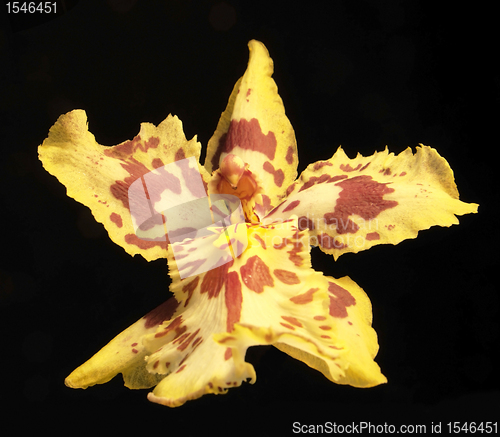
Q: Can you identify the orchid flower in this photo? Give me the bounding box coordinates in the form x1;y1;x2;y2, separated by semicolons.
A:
38;40;478;407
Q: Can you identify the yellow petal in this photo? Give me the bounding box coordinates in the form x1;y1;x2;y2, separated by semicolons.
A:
206;40;298;219
38;110;210;261
275;275;386;387
65;214;384;406
143;267;257;406
215;221;385;388
266;145;478;259
65;298;178;390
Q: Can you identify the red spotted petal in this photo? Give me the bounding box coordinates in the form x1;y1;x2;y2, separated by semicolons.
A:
267;146;478;259
38;110;210;261
206;40;298;221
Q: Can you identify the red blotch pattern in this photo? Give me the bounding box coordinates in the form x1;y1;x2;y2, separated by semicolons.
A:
290;288;318;305
125;233;168;249
213;118;277;169
365;232;380;241
273;269;300;285
240;255;274;293
225;271;243;332
201;262;232;299
110;212;123;228
282;200;300;213
182;276;200;307
262;161;285;187
298;174;347;193
340;163;362;172
281;315;303;328
328;282;356;318
324;175;398;235
297;216;314;231
143;297;179;329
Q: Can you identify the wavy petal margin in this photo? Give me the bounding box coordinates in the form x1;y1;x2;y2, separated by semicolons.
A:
38;110;210;261
64;217;384;406
266;145;478;259
206;40;298;219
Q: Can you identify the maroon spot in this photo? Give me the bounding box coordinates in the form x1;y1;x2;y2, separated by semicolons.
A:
212;118;277;169
274;269;300;285
378;168;391;175
201;262;233;299
104;135;160;158
281;315;303;328
298;174;347;192
259;194;271;212
177;328;200;352
323;175;398;234
110;212;123;228
144;297;179;329
287;243;303;266
108;158;152;210
125;233;168;249
224;347;233;360
263;161;285;187
175;364;187;374
286;146;295;164
240;255;274;293
326;175;350;183
328;282;356;318
182;276;200;307
359;162;371;171
273;238;290;249
297;216;314;231
286;182;296;196
225;271;242;332
253;234;267;249
366;232;380;241
155;316;186;340
175;148;186;161
340;163;362;172
399;171;407;177
290;288;318;305
313;161;333;171
280;322;295;330
282;200;300;213
152;158;164;169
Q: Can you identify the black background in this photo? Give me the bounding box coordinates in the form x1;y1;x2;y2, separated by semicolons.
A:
1;1;498;434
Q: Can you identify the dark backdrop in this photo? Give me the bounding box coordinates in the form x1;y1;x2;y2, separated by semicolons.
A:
1;1;498;434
